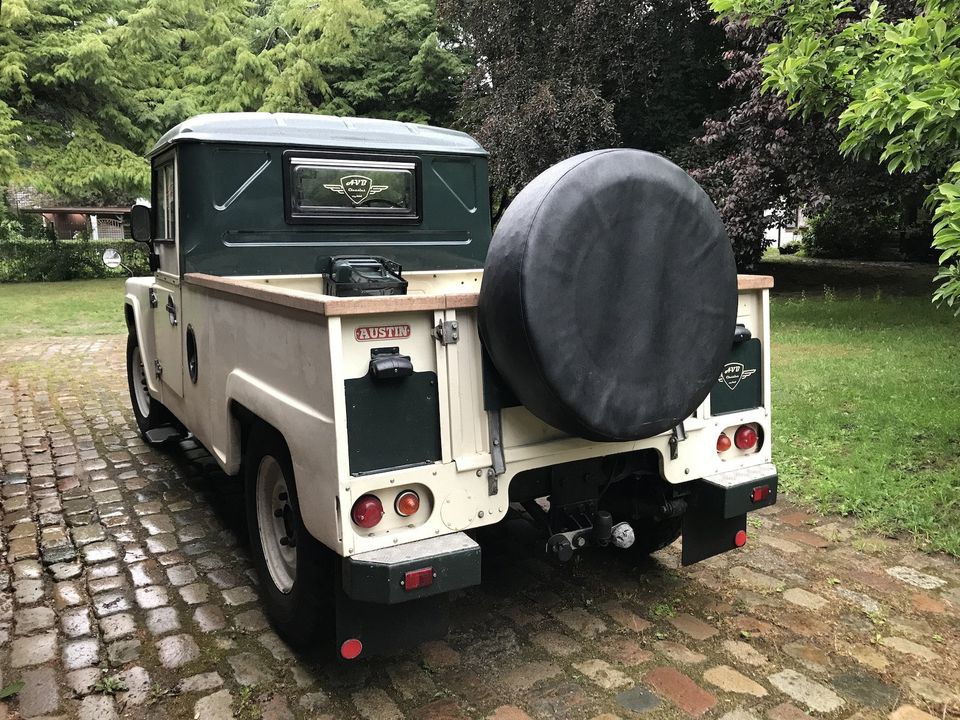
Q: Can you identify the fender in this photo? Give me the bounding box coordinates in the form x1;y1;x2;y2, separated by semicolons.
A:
125;279;161;396
221;369;338;545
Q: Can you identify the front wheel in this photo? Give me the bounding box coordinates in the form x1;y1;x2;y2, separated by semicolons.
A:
126;334;174;437
244;424;333;650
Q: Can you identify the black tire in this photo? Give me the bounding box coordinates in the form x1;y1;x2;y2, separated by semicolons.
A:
629;517;683;556
244;423;333;650
479;149;737;442
126;333;174;437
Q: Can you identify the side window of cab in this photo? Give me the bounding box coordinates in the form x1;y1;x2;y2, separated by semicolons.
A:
153;160;177;240
151;153;179;275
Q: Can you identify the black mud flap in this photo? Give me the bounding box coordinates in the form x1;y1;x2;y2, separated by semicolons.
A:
681;462;778;566
681;506;747;566
334;533;480;659
335;588;449;660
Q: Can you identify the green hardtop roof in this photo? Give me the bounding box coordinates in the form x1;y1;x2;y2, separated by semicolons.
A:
150;112;486;157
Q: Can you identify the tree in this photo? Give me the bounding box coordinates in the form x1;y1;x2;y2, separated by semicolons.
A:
0;0;155;202
0;0;467;204
438;0;730;211
689;10;934;267
709;0;960;307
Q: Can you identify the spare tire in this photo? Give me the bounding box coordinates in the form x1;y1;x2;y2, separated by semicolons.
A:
479;149;737;442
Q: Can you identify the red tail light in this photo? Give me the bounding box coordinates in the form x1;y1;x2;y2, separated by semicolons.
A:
351;495;384;528
717;433;732;452
734;424;758;450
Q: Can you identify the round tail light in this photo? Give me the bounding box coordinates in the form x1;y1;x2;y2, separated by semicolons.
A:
717;433;732;452
395;490;421;517
734;424;759;450
351;495;384;528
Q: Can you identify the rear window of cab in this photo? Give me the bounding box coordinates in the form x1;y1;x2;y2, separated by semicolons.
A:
284;151;421;224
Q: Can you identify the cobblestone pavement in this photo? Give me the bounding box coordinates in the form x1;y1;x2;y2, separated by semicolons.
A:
1;336;959;720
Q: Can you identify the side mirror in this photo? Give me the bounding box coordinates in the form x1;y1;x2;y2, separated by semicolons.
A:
102;248;122;269
130;203;152;244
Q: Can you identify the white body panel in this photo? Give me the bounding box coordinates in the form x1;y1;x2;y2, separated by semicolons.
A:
125;271;773;557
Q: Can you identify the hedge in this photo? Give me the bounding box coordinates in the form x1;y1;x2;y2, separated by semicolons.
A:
0;238;151;282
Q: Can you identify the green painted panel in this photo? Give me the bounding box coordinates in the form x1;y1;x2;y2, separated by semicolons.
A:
711;338;763;415
175;141;491;275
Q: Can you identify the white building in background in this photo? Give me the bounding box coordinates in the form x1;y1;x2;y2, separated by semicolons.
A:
764;207;807;247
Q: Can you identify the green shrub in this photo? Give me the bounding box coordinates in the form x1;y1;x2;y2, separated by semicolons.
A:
0;238;151;282
802;203;898;260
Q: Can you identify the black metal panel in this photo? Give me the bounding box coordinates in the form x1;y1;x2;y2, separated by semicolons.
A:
341;542;481;604
335;590;449;659
344;370;441;475
681;508;747;566
711;338;763;415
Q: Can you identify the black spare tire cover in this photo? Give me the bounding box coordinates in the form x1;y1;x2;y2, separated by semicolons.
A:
479;149;737;442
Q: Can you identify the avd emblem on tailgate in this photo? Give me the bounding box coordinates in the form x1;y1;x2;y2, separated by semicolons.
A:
324;175;389;205
355;324;412;342
719;362;756;390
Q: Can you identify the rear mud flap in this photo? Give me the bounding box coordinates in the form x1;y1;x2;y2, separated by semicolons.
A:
681;463;777;566
335;587;449;659
681;507;747;566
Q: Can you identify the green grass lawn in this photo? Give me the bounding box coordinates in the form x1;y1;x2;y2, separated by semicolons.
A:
1;270;958;553
772;293;960;555
0;278;126;339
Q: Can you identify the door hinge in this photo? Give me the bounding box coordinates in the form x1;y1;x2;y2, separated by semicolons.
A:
433;320;459;345
149;288;158;308
154;359;163;379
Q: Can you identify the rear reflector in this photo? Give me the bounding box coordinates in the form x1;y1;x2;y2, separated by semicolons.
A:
340;638;363;660
403;567;434;591
734;530;747;547
751;485;770;502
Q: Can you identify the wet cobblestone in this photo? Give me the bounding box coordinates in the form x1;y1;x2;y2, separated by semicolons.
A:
1;335;959;719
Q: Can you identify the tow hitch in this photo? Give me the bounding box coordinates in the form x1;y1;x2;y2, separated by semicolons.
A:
537;508;636;561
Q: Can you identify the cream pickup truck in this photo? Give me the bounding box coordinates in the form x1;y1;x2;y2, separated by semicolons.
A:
113;113;776;659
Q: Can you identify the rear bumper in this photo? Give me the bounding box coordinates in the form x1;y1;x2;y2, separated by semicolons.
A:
341;532;481;604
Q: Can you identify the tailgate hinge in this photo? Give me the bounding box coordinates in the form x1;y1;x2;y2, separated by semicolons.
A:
433;320;459;346
669;422;687;460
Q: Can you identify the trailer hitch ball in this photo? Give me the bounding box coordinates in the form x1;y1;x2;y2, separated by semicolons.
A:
611;522;636;549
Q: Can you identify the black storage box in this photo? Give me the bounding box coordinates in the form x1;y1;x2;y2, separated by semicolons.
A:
324;256;408;297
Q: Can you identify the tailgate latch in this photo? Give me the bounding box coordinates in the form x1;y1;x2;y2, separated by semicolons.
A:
433;320;459;345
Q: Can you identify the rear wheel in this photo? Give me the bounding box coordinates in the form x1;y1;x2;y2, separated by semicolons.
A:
244;424;333;650
126;334;174;437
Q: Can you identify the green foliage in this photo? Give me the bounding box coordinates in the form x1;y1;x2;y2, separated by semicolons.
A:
0;0;467;204
0;238;150;282
709;0;960;306
0;681;24;700
802;202;898;260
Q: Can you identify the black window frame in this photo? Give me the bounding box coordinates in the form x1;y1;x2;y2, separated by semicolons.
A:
282;150;423;226
151;150;178;244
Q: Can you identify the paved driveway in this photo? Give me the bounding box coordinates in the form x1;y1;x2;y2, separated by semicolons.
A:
1;336;958;720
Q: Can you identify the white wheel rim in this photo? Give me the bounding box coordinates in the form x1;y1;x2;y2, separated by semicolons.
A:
131;346;152;418
256;455;297;593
